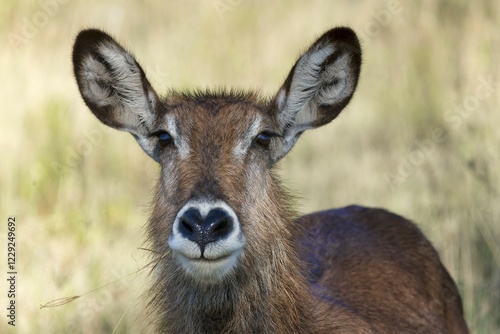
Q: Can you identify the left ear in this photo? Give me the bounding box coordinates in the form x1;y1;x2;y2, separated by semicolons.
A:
72;29;162;162
271;27;362;162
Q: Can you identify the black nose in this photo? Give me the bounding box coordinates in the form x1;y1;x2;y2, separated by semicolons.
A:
178;208;233;255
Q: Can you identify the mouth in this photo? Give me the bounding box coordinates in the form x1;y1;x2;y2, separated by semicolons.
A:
189;253;233;262
173;249;243;283
167;200;246;283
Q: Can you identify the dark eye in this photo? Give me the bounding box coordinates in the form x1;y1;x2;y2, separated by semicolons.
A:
156;131;173;148
254;132;272;149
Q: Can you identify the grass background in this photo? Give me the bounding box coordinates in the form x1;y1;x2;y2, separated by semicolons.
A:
1;0;499;332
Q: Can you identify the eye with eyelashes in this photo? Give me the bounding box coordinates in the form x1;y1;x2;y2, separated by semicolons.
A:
152;130;173;148
253;131;278;149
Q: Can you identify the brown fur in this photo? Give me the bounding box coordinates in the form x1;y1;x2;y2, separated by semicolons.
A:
146;91;318;333
299;207;469;333
142;93;467;333
72;28;469;333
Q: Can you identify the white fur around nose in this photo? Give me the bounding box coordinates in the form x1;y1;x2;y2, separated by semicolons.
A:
168;200;246;283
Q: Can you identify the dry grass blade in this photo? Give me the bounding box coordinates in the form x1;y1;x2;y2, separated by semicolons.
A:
40;296;80;308
40;249;168;309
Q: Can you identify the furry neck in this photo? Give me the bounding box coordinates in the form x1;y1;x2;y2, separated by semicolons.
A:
147;225;318;333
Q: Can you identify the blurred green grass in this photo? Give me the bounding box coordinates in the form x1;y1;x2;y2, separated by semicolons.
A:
1;0;499;333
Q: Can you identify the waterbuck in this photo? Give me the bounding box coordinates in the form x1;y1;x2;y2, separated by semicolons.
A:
72;27;468;333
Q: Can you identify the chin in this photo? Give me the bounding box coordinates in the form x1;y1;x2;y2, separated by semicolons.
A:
174;249;243;284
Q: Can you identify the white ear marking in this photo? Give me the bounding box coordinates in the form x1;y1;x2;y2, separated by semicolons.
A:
276;89;286;110
81;55;120;107
148;90;157;113
272;28;362;163
278;45;335;127
73;29;162;162
98;43;153;126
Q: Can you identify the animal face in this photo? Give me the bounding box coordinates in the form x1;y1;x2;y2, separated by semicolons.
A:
72;28;361;283
153;94;280;283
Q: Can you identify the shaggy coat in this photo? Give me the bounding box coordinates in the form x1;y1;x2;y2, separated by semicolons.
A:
72;27;469;333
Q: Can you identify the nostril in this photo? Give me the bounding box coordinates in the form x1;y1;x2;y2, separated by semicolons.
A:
178;208;203;239
206;209;233;240
212;218;229;235
181;219;194;233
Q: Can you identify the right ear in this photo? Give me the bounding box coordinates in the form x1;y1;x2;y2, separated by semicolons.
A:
72;29;161;161
269;27;362;163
